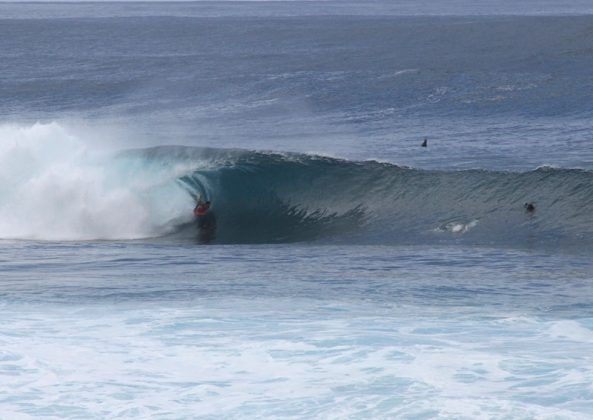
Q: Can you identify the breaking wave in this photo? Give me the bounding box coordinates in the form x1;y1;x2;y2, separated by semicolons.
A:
168;148;593;246
2;123;593;246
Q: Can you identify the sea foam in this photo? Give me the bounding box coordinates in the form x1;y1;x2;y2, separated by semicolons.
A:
0;122;190;240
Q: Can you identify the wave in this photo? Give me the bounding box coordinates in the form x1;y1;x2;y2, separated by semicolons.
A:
131;146;593;247
2;123;593;246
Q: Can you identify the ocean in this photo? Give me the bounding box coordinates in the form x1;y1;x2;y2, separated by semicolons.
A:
1;1;593;417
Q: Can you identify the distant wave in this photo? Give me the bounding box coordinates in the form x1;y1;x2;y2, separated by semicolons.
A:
2;15;593;122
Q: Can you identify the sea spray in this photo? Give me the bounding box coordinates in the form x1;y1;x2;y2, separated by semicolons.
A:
0;123;191;240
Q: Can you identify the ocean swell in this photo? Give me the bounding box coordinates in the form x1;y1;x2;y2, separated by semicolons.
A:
142;146;593;246
2;124;593;245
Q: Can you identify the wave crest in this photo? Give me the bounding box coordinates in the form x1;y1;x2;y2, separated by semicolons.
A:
2;123;593;246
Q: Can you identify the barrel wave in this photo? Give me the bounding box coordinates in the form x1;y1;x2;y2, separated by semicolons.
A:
1;124;592;245
130;146;593;247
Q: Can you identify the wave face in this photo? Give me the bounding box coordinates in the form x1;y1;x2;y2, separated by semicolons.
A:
141;147;593;246
2;123;593;245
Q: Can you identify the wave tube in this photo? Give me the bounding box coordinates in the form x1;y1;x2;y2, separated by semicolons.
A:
3;123;593;246
132;146;593;246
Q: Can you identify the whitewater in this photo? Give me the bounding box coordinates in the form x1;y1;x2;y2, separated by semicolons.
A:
2;1;593;418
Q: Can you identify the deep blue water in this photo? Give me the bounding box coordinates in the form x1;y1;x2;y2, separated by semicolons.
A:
1;1;593;417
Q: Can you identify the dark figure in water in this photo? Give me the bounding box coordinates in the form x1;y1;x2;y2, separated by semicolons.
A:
524;202;536;214
421;138;428;147
193;200;216;242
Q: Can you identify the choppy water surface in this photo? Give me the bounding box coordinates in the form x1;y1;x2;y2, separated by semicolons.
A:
2;241;593;417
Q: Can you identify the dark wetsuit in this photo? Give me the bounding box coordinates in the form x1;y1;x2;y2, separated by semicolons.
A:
197;213;216;230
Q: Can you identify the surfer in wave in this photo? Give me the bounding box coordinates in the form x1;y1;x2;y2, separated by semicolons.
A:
194;200;216;242
193;200;210;218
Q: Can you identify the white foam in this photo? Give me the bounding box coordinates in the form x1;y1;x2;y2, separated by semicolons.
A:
0;122;192;240
2;302;592;418
435;219;479;235
547;320;593;342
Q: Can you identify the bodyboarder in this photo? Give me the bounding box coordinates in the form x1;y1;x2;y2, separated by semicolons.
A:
193;200;216;240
